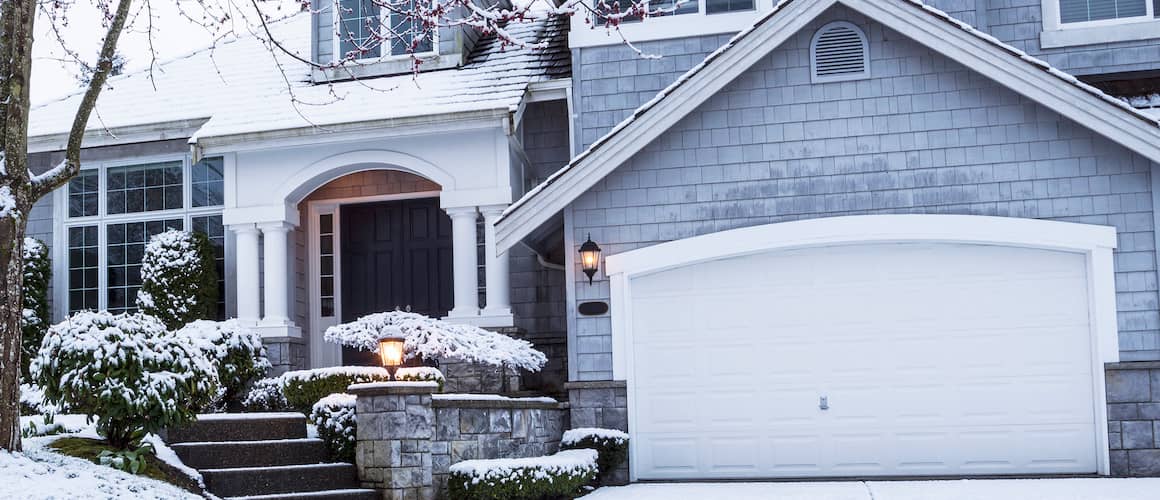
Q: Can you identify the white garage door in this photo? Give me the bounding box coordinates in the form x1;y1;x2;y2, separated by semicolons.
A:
629;242;1099;479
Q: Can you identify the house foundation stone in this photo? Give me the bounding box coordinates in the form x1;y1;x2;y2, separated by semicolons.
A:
1107;362;1160;476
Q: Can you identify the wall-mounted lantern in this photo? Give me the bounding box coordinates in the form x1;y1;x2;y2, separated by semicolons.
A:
377;326;406;380
579;234;602;284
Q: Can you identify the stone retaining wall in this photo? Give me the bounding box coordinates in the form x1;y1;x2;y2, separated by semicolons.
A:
1107;361;1160;476
350;382;567;500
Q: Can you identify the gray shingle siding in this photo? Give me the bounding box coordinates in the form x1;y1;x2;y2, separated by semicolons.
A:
566;6;1160;380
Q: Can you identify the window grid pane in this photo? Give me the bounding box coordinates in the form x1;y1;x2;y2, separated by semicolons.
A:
706;0;754;14
106;161;184;215
339;0;382;59
1060;0;1147;22
68;225;99;313
319;214;336;318
68;170;99;218
106;219;183;314
191;157;225;208
192;215;227;321
389;0;434;56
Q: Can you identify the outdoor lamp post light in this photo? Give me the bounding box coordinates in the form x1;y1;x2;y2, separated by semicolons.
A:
377;327;406;380
579;234;602;284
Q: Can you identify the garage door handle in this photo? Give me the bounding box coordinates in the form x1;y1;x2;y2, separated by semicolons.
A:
819;396;829;411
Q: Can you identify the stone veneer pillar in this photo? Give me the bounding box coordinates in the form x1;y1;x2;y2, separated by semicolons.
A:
349;381;438;500
1106;361;1160;476
565;380;629;485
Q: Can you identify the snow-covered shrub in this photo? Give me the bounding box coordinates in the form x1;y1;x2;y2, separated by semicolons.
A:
137;229;218;330
560;427;630;483
308;393;356;462
20;237;51;379
241;378;289;412
324;311;548;372
176;320;270;410
447;449;598;500
281;366;389;413
31;311;219;448
19;383;65;415
396;366;445;391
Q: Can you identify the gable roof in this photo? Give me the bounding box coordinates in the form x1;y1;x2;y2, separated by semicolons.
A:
494;0;1160;252
29;14;570;153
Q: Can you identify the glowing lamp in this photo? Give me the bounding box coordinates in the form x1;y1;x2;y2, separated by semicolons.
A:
377;327;406;380
579;234;602;284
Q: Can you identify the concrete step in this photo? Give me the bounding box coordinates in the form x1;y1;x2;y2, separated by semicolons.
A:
223;489;379;500
202;463;361;498
165;413;307;443
171;438;329;469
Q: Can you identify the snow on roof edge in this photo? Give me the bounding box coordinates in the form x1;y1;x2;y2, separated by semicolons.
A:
499;0;1160;226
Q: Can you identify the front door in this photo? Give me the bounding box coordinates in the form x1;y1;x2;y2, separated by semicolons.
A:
340;197;453;364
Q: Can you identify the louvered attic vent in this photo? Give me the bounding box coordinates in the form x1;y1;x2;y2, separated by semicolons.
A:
811;22;869;83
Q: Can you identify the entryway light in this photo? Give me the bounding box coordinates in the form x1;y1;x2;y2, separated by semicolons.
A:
579;234;602;284
377;326;406;380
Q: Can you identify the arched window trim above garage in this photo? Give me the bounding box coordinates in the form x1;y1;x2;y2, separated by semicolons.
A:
606;214;1120;375
810;21;870;83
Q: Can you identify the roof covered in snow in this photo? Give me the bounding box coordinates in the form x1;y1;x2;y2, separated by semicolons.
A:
493;0;1160;250
29;14;570;150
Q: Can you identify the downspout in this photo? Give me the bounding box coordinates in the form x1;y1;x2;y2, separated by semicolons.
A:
521;242;565;272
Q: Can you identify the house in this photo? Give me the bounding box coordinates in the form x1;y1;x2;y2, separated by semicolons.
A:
25;0;1160;486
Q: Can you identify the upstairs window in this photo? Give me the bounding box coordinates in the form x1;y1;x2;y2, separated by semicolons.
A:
336;0;435;60
811;21;870;83
1059;0;1154;23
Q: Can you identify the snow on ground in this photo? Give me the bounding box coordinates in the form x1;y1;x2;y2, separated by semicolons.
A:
1;435;200;500
586;478;1160;500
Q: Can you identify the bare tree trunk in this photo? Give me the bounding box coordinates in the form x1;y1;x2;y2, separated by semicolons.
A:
0;219;27;451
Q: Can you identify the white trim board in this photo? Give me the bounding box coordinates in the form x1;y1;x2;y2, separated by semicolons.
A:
605;214;1120;479
494;0;1160;251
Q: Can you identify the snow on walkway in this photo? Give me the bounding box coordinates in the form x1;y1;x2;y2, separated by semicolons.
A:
586;478;1160;500
0;434;200;499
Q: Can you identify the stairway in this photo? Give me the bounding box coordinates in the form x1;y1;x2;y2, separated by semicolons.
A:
166;412;377;500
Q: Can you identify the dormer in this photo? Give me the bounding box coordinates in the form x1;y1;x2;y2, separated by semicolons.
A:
310;0;508;82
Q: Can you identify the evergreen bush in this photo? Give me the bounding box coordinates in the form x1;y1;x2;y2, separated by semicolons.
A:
31;311;219;448
308;393;356;462
137;229;218;330
560;428;630;484
20;237;51;379
280;367;389;414
447;449;598;500
177;320;271;411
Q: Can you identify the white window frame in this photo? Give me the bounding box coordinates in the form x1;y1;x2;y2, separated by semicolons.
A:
52;153;229;319
1041;0;1160;48
331;0;439;64
571;0;768;48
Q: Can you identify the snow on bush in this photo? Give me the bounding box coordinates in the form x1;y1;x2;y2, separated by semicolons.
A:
396;366;445;391
309;393;357;463
21;237;51;379
31;311;219;448
280;366;391;413
560;427;630;483
447;449;598;500
137;229;219;329
176;319;271;410
19;383;65;415
324;311;548;372
242;378;289;412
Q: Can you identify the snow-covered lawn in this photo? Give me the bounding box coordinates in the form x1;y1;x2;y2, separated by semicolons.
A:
586;478;1160;500
4;418;201;499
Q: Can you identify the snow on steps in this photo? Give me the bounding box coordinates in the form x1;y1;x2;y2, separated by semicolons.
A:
225;489;379;500
164;413;376;500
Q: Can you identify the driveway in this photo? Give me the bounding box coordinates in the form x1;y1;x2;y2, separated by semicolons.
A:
585;478;1160;499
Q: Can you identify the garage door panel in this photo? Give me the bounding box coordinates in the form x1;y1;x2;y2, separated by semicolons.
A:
630;241;1100;479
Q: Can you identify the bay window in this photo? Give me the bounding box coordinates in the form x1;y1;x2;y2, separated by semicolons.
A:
61;155;227;318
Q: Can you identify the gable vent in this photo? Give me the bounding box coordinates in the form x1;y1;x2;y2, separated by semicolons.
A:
811;22;869;83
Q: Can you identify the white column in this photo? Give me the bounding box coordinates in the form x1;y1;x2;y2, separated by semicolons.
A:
445;206;480;319
231;224;261;326
480;205;512;324
258;222;292;327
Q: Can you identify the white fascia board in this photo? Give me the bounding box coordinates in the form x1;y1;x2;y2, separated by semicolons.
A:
604;214;1118;277
28;118;210;153
195;108;511;154
1041;19;1160;48
494;0;836;251
844;0;1160;162
527;78;572;103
